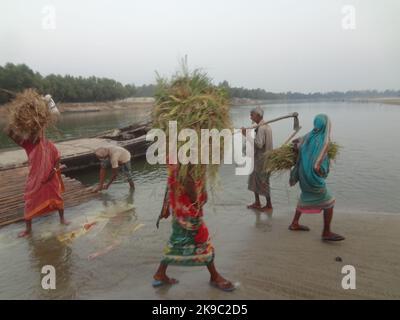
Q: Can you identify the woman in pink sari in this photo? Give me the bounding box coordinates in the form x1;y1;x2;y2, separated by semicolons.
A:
6;128;69;237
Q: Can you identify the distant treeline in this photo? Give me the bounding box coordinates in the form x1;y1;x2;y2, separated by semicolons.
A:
217;80;400;101
1;63;399;105
0;63;155;104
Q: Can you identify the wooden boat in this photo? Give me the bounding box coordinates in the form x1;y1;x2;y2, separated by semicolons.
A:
60;122;151;173
0;122;152;173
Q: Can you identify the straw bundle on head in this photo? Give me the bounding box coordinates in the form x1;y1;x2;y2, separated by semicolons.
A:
152;61;232;186
6;89;53;141
264;142;341;175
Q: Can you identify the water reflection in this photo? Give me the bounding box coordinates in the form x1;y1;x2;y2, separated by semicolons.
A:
27;236;74;299
86;189;140;261
0;109;150;149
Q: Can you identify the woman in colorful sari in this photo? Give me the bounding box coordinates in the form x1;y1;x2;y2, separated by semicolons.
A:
153;163;235;291
288;114;345;241
6;128;69;237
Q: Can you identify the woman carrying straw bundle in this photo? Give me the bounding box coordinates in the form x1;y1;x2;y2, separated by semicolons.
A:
5;89;69;237
154;163;236;291
152;64;235;291
288;114;344;241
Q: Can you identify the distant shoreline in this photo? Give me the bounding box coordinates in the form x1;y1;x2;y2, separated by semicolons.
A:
58;97;154;113
1;96;399;116
0;97;155;115
230;97;400;106
352;97;400;106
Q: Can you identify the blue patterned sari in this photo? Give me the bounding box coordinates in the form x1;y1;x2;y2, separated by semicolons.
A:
297;114;335;212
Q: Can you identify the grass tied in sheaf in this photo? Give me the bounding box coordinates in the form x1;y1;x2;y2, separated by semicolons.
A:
264;142;341;174
152;61;232;187
6;88;53;141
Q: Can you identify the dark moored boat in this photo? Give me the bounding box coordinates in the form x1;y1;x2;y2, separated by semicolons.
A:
0;122;152;173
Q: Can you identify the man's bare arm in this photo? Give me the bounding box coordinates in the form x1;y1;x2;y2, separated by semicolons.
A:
105;168;119;189
4;126;22;145
93;167;107;192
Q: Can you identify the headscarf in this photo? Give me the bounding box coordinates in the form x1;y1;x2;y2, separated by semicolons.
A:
299;114;331;192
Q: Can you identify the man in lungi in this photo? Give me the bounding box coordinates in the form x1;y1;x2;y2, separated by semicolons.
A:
242;106;273;212
94;145;135;191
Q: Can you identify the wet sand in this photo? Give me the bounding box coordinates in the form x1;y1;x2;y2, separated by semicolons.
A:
100;209;400;300
1;193;399;299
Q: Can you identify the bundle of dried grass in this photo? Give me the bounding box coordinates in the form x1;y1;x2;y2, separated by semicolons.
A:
6;89;53;141
327;142;340;160
264;144;297;174
152;61;232;186
265;142;341;174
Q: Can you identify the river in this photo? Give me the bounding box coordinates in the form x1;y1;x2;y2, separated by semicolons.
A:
0;101;399;299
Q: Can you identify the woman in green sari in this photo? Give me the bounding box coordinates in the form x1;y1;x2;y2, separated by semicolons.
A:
153;164;235;291
289;114;345;241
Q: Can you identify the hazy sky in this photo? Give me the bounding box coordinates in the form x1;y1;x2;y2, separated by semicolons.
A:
1;0;399;92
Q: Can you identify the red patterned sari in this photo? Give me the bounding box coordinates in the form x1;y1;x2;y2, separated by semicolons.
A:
20;138;64;221
161;164;214;266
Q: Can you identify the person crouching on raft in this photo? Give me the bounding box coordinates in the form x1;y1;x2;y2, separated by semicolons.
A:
93;146;135;192
288;114;345;241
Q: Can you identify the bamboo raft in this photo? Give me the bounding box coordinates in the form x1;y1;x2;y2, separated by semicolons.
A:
0;122;151;227
0;166;98;227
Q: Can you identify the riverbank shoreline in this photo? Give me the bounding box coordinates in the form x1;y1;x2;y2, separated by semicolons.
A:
0;97;155;115
230;97;400;107
56;97;400;112
353;97;400;106
1;96;399;116
58;97;154;113
1;202;399;299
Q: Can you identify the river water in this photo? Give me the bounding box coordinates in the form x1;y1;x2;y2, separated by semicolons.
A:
0;109;150;149
0;101;399;299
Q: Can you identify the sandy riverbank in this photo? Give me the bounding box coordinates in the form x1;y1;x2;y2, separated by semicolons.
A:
374;98;400;106
0;97;257;113
58;97;155;113
353;97;400;106
116;209;400;300
3;96;399;115
0;97;155;115
1;197;399;299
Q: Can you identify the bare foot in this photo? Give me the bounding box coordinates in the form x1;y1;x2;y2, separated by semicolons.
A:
288;224;310;231
261;206;273;213
210;275;235;292
247;203;261;210
18;229;31;238
60;219;71;226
